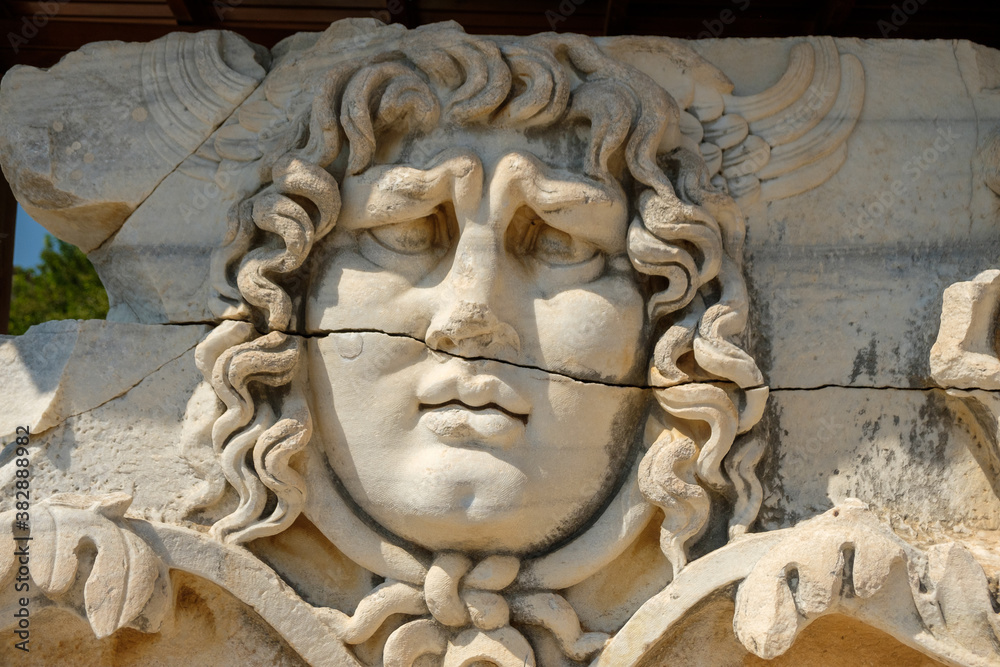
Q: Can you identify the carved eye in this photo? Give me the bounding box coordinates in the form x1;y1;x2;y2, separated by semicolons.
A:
368;209;449;255
511;207;604;283
530;224;598;266
358;207;453;279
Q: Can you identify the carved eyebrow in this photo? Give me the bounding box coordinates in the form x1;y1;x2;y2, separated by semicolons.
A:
489;152;628;253
338;150;483;230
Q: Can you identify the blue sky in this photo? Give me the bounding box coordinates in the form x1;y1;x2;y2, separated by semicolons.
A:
14;205;49;268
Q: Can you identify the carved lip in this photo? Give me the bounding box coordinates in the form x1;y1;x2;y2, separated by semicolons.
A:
418;399;529;424
415;369;532;419
418;401;527;443
416;369;531;445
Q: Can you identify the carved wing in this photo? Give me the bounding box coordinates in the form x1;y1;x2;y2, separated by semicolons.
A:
684;37;865;204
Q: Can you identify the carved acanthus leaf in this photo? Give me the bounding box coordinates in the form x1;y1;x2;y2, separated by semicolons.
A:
0;493;171;638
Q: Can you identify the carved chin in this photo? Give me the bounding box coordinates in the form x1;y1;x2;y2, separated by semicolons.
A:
348;447;599;555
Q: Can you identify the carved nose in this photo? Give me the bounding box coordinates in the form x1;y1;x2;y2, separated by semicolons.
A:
426;300;521;358
425;222;521;359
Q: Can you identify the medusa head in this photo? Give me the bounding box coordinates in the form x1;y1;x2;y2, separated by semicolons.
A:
196;21;766;665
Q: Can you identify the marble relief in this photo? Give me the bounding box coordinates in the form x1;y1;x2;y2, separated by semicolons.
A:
2;18;1000;666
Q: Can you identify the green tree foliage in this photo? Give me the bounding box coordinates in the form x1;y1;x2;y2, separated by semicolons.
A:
8;235;108;335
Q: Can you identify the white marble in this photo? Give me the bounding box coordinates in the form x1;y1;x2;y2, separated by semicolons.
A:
2;18;1000;667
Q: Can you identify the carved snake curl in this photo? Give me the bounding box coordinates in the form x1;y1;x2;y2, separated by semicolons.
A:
634;146;767;573
198;154;340;544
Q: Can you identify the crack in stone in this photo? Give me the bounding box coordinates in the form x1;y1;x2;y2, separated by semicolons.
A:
88;76;267;256
770;385;947;392
137;319;224;328
305;327;653;390
18;339;202;440
102;320;968;393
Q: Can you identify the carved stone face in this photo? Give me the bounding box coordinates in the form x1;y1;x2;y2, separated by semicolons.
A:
306;127;651;554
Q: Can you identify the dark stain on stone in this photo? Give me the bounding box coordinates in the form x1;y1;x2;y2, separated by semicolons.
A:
883;448;896;466
904;314;937;388
751;399;792;530
688;488;732;562
861;418;881;442
905;390;951;470
742;246;773;381
988;575;1000;614
849;338;878;383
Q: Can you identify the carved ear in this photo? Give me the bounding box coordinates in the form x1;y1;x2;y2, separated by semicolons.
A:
0;31;268;252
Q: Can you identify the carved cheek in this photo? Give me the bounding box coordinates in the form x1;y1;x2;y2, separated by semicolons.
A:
308;335;426;501
310;249;435;336
532;274;646;383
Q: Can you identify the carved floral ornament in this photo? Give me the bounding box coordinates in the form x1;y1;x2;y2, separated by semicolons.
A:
3;18;1000;666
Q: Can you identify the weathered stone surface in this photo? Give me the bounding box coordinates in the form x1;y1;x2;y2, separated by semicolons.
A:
693;39;1000;391
0;31;267;252
0;321;211;523
753;389;1000;545
0;320;208;436
2;18;1000;667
